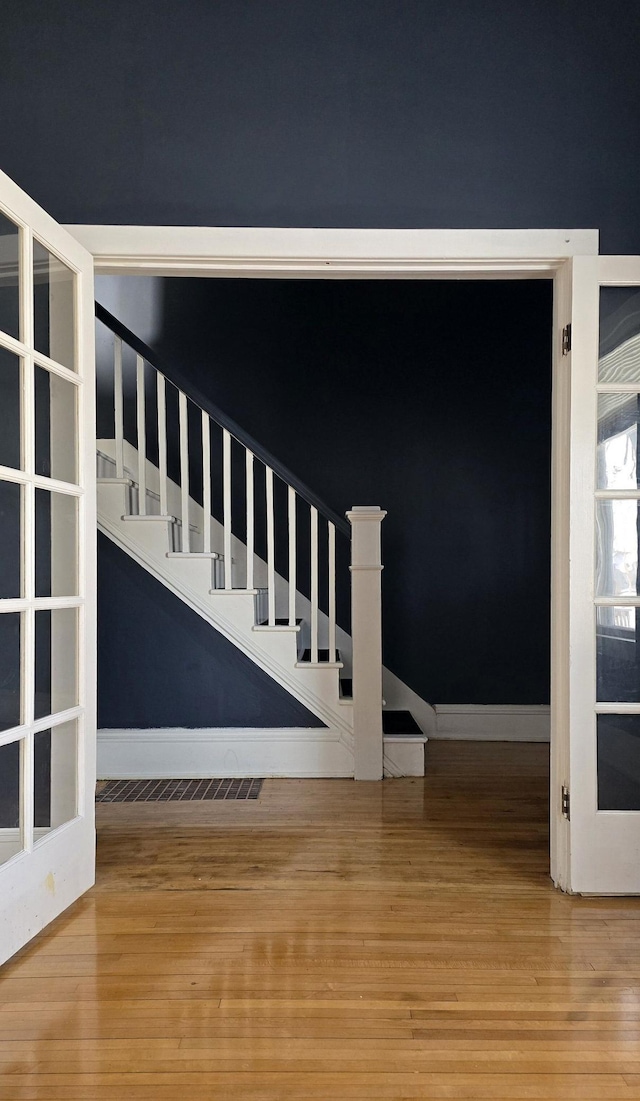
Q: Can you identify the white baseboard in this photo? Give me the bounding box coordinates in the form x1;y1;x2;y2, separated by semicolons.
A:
433;704;550;742
97;727;428;779
98;727;355;779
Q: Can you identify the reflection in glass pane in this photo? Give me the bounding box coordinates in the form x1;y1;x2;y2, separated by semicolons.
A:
0;615;21;731
33;240;75;370
0;480;21;598
0;212;20;341
597;394;639;490
35;489;78;598
35;608;77;721
596;500;639;597
597;606;640;701
35;366;77;483
599;287;640;384
33;721;77;840
0;347;21;470
0;739;22;865
598;714;640;809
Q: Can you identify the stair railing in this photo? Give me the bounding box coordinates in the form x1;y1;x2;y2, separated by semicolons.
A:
96;304;386;777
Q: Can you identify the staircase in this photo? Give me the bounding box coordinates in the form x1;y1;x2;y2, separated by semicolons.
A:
95;305;428;779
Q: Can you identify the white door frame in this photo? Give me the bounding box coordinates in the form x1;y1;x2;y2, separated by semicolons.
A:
66;223;600;892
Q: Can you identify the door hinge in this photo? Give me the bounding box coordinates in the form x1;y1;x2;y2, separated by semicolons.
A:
561;785;570;820
562;323;572;355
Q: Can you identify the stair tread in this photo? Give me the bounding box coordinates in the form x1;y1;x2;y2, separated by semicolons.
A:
167;551;223;559
382;710;424;737
259;618;303;627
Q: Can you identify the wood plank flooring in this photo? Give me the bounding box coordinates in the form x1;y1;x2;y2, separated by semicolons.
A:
3;741;640;1099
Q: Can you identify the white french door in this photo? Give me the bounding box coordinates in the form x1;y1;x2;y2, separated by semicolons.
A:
558;255;640;893
0;170;96;964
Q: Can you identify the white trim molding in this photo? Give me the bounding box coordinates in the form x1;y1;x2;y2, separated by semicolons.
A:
98;728;428;779
433;705;550;742
67;226;599;279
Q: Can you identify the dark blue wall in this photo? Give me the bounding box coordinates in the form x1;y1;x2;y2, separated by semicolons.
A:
97;533;324;728
97;276;553;707
2;0;640;250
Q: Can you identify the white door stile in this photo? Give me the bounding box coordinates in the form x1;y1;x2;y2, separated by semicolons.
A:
288;486;296;627
245;449;254;590
201;411;211;554
156;373;168;517
113;336;124;479
566;254;640;894
310;506;319;663
549;257;573;892
223;429;232;587
135;354;147;513
0;168;96;966
328;521;336;663
178;391;190;552
266;466;276;624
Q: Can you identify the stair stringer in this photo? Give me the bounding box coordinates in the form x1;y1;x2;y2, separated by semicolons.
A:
97;482;355;752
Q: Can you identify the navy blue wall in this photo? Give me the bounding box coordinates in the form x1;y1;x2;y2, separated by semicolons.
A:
2;0;640;250
97;533;324;728
2;0;636;717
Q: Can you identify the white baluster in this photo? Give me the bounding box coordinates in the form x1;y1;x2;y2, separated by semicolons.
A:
246;449;254;590
328;521;336;663
310;505;318;662
288;487;296;627
266;467;275;625
202;411;211;553
114;336;124;480
136;355;147;514
157;374;168;517
178;391;190;552
223;429;232;588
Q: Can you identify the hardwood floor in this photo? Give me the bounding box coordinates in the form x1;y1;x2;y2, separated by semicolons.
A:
3;741;640;1099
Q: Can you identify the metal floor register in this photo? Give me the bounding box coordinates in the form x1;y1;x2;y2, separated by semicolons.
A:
96;778;264;802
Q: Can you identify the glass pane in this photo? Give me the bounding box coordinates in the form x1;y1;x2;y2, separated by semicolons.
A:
596;500;639;597
0;212;20;341
598;714;640;809
0;739;23;865
33;240;75;370
34;720;77;839
35;608;77;720
599;287;640;384
35;365;77;483
597;606;640;701
0;347;21;469
35;489;78;597
597;394;639;490
0;480;21;598
0;614;21;731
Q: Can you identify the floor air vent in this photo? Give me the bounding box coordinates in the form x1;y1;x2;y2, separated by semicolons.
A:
96;778;264;802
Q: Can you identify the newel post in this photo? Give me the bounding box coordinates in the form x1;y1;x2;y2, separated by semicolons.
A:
347;506;387;780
